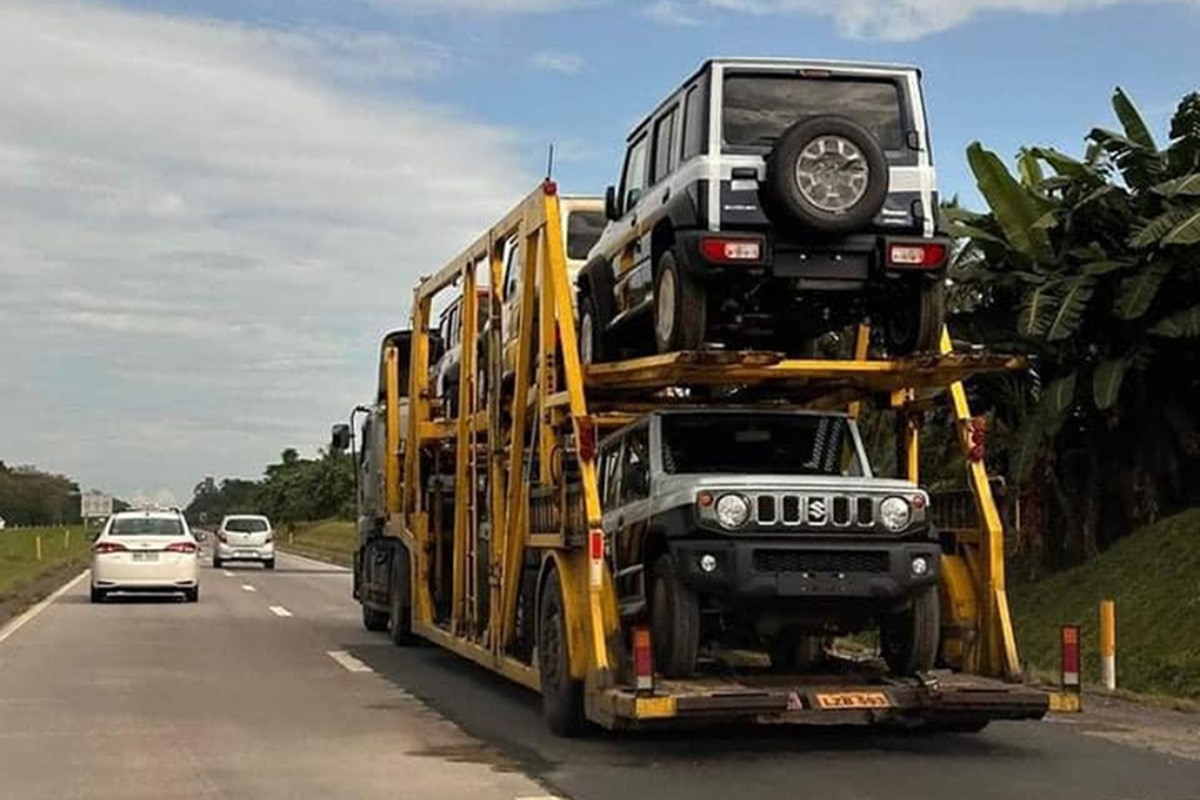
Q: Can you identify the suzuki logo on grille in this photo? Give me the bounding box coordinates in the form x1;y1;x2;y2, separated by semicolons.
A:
808;499;827;523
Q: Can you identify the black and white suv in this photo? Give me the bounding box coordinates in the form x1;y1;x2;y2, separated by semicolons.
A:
577;59;950;362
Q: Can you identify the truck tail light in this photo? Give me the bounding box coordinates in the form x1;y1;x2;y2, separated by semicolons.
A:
164;542;198;554
886;242;947;269
588;528;604;588
93;542;127;554
633;626;654;692
701;237;763;264
577;418;596;462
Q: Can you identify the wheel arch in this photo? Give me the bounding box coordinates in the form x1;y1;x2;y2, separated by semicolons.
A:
535;551;589;682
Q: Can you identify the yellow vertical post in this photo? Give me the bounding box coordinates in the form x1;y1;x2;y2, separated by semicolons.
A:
64;529;70;550
36;535;42;562
847;324;872;420
452;261;479;633
1100;599;1116;691
384;345;402;515
538;228;557;485
487;236;508;645
407;291;435;626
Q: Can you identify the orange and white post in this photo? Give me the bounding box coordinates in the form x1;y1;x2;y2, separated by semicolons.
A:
1100;599;1117;691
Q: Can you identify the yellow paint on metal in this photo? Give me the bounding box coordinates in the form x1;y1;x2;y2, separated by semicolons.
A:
1048;692;1082;713
847;324;871;419
635;696;678;719
384;345;401;515
1100;599;1116;657
451;259;479;632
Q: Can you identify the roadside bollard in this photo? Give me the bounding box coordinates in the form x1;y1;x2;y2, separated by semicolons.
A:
1051;624;1084;712
289;531;294;546
64;528;70;550
1101;599;1116;691
36;535;43;562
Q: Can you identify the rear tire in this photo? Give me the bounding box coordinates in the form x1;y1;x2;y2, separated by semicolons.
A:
264;559;276;571
880;585;940;677
388;547;416;646
653;251;706;354
362;603;389;632
537;568;587;737
881;281;945;355
579;294;607;365
650;554;701;678
184;587;199;603
212;555;223;569
90;587;106;604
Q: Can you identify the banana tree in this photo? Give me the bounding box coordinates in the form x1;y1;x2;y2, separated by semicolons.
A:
949;88;1200;566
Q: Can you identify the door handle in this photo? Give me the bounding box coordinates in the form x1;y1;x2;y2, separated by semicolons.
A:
662;188;670;203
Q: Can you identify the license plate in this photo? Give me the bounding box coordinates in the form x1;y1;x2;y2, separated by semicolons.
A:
634;696;677;719
814;691;891;710
237;551;257;558
132;552;159;563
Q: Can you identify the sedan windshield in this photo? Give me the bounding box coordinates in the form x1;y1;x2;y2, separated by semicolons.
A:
110;517;184;536
662;414;863;476
723;74;904;150
224;518;269;533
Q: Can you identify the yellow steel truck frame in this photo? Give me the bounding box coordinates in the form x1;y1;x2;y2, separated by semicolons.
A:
376;180;1046;734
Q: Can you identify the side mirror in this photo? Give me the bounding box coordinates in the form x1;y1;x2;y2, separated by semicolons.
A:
604;185;620;221
330;423;351;452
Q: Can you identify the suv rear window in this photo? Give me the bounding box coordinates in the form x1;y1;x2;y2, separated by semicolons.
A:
661;414;862;476
566;210;606;260
722;75;904;151
224;518;269;532
110;517;184;536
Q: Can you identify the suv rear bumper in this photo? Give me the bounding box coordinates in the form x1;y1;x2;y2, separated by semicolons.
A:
668;537;939;602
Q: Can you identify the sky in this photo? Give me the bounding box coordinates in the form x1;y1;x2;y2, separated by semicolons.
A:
1;0;1197;506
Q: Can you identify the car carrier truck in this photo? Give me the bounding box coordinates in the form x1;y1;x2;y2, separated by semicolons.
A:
331;180;1050;736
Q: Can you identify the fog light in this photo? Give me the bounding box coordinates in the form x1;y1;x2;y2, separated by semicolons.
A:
911;556;930;576
699;554;718;573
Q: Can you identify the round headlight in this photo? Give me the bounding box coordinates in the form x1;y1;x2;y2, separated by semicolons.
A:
879;497;912;532
715;494;750;529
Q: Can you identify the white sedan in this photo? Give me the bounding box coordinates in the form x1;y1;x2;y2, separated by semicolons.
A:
91;510;200;603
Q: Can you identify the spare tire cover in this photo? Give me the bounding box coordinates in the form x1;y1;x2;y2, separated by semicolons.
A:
763;115;889;235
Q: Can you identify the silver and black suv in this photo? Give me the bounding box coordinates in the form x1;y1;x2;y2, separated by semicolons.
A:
598;409;940;678
578;58;950;362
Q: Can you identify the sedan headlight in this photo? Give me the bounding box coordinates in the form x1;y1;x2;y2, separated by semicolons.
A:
879;497;912;532
715;494;750;530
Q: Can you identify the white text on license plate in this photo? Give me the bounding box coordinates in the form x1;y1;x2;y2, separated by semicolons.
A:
814;691;891;709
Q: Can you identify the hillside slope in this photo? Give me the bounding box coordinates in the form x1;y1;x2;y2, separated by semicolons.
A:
1009;509;1200;698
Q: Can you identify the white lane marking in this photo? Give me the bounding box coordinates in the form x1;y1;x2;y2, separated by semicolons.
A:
241;584;256;593
515;796;566;800
274;550;351;572
222;570;235;577
268;605;293;617
327;650;373;673
0;570;90;646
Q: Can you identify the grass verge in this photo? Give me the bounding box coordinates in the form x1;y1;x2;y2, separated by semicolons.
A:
1009;508;1200;700
0;526;90;603
277;519;355;567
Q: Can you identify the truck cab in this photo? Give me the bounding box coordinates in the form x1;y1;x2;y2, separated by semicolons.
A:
598;408;940;678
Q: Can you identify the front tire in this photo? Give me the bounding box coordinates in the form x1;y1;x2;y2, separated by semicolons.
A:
362;603;389;632
388;547;416;646
537;568;586;736
650;554;701;678
880;585;940;677
653;251;706;354
264;559;276;571
881;281;945;355
90;587;106;604
578;294;606;365
184;587;199;603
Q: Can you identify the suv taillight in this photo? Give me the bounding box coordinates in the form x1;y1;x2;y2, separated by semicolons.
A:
701;236;763;264
216;531;227;543
93;542;127;554
264;532;274;543
165;542;198;554
886;242;947;269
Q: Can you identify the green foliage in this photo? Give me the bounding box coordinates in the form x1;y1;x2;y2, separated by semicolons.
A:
0;463;82;527
184;448;354;527
0;526;90;601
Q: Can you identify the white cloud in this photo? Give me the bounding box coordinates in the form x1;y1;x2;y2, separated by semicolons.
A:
0;1;530;501
699;0;1198;39
353;0;581;11
531;50;585;74
643;0;706;25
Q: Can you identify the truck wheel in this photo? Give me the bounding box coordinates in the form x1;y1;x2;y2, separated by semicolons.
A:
650;554;701;678
880;585;940;677
579;294;607;365
881;281;945;356
769;630;825;672
388;547;417;646
362;604;389;632
654;251;706;354
537;568;587;736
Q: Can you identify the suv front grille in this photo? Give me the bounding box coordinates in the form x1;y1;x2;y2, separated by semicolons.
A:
753;550;890;575
751;493;877;530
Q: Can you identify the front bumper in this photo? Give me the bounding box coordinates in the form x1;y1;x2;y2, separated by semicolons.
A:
669;537;939;601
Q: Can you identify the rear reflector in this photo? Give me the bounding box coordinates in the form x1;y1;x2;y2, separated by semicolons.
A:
886;242;947;269
701;237;763;263
164;542;198;554
92;542;127;554
588;528;604;588
633;627;654;692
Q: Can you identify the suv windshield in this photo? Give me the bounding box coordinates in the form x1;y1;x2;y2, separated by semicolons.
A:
661;414;863;476
722;74;904;150
225;518;269;532
110;517;184;536
566;210;606;260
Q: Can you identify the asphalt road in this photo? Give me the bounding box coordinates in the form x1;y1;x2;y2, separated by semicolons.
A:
2;552;1199;800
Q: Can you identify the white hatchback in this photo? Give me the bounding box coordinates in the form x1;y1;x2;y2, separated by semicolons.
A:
213;514;275;570
91;510;200;603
